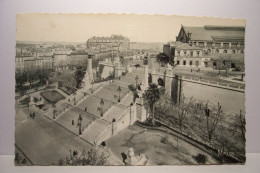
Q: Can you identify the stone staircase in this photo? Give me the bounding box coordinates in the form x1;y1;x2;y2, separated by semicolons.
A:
81;118;111;144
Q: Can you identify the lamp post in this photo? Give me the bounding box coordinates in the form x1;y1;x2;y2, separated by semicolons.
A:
117;86;122;102
135;75;139;89
91;80;94;94
77;114;83;135
98;99;105;117
52;104;56;119
73;92;76;105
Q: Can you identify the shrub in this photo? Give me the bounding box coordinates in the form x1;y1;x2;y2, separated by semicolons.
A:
193;154;207;164
58;81;63;87
161;134;170;144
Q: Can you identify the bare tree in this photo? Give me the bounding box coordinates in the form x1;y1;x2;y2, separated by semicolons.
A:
205;102;222;142
176;94;193;132
231;110;246;141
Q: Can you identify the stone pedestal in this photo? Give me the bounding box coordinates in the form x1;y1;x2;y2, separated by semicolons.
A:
114;61;124;78
87;55;93;81
151;68;157;84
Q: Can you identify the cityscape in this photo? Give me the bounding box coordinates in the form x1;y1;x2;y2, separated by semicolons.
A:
15;14;246;166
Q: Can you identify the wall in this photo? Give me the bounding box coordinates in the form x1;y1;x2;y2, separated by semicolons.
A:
181;80;245;114
98;63;115;79
116;110;131;133
152;72;245;114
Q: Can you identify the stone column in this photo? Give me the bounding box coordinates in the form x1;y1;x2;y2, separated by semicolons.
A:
88;54;93;81
171;75;183;104
144;65;148;88
151;68;156;83
165;68;173;96
114;61;121;78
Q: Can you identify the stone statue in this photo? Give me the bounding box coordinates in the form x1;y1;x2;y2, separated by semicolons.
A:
124;147;148;166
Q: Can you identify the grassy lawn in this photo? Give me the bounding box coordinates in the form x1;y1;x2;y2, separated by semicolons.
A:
106;125;219;165
40;90;65;103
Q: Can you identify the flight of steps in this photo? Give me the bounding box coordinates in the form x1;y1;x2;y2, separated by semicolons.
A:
81;118;111;144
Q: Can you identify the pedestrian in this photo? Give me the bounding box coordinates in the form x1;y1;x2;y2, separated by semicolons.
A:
72;120;74;126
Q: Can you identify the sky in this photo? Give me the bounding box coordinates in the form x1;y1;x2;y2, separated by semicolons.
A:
16;14;246;43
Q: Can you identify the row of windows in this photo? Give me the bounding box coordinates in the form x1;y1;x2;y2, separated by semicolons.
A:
213;49;244;54
176;60;200;66
177;50;201;57
190;41;244;48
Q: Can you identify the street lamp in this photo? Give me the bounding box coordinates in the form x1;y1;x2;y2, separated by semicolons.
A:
77;114;83;135
91;80;94;94
117;86;122;102
135;75;139;89
52;104;56;119
73;92;76;105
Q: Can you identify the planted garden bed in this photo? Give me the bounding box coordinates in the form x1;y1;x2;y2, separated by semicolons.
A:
40;90;65;103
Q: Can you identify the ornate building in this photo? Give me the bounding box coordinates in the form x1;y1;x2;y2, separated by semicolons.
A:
176;25;245;55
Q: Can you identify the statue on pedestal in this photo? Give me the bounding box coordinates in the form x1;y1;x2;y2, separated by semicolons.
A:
124;147;148;166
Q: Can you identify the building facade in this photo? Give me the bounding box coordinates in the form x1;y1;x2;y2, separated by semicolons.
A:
16;55;53;71
163;42;211;68
86;35;130;51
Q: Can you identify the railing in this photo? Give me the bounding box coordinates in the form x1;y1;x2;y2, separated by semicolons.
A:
182;76;245;91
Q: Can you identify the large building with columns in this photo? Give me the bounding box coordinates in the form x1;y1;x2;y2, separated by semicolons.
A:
176;25;245;55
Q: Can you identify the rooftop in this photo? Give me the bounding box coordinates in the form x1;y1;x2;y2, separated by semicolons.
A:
88;35;130;41
182;25;245;42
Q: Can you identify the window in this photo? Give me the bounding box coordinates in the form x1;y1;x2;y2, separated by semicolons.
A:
215;43;221;47
207;49;211;53
183;60;186;65
231;43;237;48
184;51;187;56
232;50;236;54
207;42;212;47
177;60;180;65
190;51;193;57
189;61;193;65
177;51;180;56
223;43;229;48
196;51;200;57
196;61;199;67
223;49;227;53
199;42;204;47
